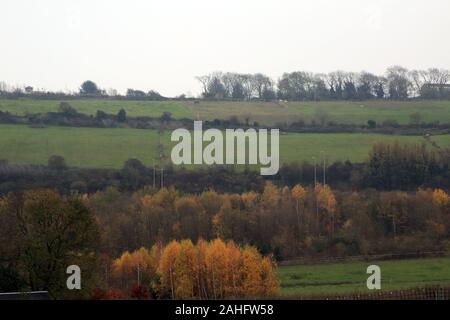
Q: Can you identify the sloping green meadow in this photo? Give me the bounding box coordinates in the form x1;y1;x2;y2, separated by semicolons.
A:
277;257;450;297
1;124;449;168
0;99;191;119
1;99;450;126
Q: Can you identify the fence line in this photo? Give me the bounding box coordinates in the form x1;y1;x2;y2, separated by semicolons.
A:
278;251;450;266
293;286;450;300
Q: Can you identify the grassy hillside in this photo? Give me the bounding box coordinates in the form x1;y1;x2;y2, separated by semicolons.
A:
277;257;450;297
1;124;449;168
1;98;450;126
0;98;191;119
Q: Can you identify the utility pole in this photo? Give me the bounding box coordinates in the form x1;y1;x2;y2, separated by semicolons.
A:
321;151;326;185
153;159;156;188
391;214;397;240
105;264;109;284
312;157;317;185
137;263;140;287
313;157;319;235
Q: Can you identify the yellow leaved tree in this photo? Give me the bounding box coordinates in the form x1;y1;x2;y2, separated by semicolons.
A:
128;239;281;299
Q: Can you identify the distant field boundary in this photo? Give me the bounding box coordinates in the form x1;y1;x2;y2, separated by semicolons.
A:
278;251;450;266
280;286;450;300
1;95;450;102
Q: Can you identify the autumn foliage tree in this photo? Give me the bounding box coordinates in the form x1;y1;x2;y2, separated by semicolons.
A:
112;246;160;294
314;184;337;238
115;239;279;299
85;181;450;264
0;189;100;298
292;184;307;239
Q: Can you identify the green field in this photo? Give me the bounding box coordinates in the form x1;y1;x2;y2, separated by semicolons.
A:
277;257;450;297
0;99;191;119
1;99;449;168
1;98;450;126
1;124;449;168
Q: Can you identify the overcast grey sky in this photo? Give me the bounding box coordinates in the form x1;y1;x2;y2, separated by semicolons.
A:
1;0;449;96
